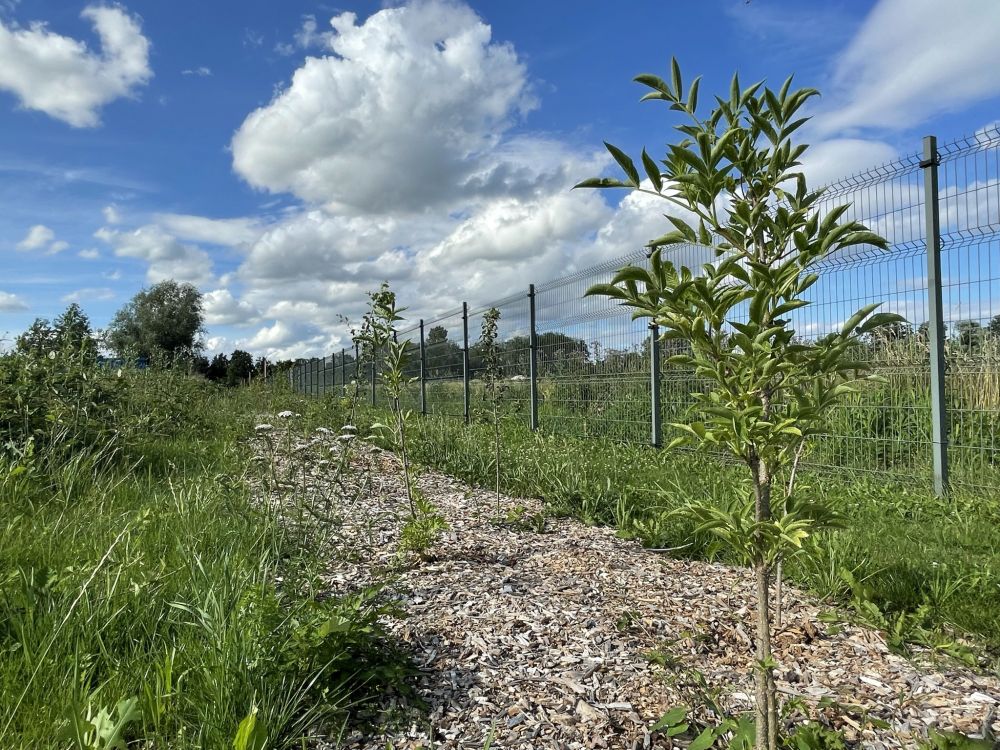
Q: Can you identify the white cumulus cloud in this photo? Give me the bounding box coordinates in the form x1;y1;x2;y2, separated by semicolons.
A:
61;287;115;303
96;225;213;285
203;288;260;326
153;213;263;247
102;204;122;224
16;223;54;250
232;0;536;214
0;4;152;127
0;290;28;312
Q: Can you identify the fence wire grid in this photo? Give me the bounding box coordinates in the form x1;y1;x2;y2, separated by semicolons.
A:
290;128;1000;495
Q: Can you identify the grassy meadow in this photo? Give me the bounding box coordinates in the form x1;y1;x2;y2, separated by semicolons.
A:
0;350;404;749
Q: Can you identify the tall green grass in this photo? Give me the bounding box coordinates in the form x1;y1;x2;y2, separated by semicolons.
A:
0;352;406;748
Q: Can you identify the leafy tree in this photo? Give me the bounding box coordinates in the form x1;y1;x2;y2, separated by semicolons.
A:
227;349;255;386
15;304;97;358
954;320;983;351
426;325;448;345
989;314;1000;338
206;353;229;382
424;325;463;377
15;318;56;356
226;349;253;386
191;354;210;376
106;280;204;361
53;303;97;359
578;60;902;749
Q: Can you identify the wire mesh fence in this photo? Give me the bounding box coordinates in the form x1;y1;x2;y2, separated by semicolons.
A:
288;128;1000;495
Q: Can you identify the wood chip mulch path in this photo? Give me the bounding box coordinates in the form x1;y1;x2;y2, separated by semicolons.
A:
256;426;999;749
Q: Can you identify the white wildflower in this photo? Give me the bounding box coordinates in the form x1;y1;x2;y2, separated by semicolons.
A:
254;424;274;433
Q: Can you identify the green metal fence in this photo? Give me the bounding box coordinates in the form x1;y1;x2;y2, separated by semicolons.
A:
289;128;1000;496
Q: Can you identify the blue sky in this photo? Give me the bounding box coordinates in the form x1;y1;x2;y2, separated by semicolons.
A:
1;0;999;359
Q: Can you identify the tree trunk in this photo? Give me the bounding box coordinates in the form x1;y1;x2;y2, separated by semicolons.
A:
494;400;501;518
394;396;415;517
752;464;779;750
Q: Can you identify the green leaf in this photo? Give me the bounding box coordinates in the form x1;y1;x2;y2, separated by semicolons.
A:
686;75;701;113
584;283;629;299
633;73;672;99
641;149;663;192
858;312;907;334
688;726;717;750
610;266;653;285
647;230;689;248
233;707;268;750
573;177;632;190
670;58;683;103
650;706;688;732
605;141;641;187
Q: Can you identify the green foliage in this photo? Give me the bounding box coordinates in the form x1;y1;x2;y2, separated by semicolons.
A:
499;504;547;533
0;365;407;747
232;707;268;750
281;583;411;694
919;729;994;749
16;304;97;360
62;696;140;750
356;282;419;515
398;495;449;555
207;352;230;382
227;349;255;387
105;280;205;360
651;704;854;749
477;307;507;516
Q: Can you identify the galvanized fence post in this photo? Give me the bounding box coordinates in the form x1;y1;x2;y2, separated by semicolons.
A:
528;284;539;431
462;302;471;424
650;323;662;448
340;348;346;395
921;134;949;497
419;319;427;415
370;352;376;406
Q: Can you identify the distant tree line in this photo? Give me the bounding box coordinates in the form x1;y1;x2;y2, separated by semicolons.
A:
7;280;288;388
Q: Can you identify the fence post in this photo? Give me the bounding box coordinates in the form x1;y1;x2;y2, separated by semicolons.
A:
341;348;346;395
419;319;427;415
528;284;539;431
462;302;471;424
370;352;376;406
921;134;949;497
650;323;662;448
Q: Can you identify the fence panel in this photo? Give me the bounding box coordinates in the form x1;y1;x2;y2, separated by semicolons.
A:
285;128;1000;495
421;309;466;418
534;252;651;443
938;129;1000;491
